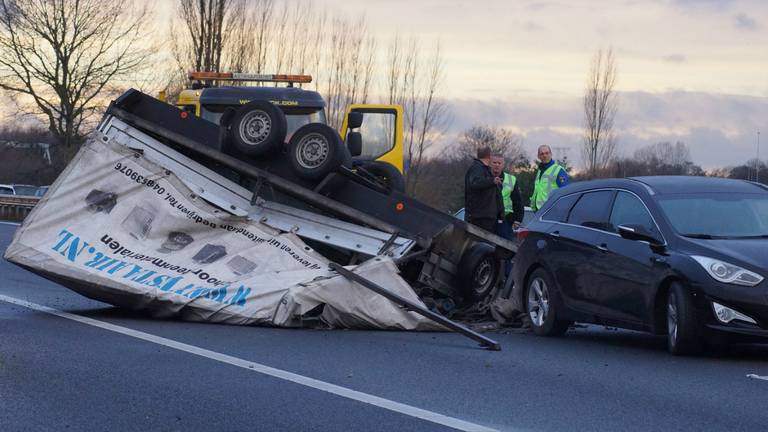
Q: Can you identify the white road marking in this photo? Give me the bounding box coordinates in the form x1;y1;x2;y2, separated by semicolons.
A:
747;374;768;382
0;294;503;432
0;221;20;226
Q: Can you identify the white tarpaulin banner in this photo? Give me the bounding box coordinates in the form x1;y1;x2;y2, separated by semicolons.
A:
4;137;441;330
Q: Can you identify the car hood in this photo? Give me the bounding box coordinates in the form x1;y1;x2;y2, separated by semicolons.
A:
687;238;768;271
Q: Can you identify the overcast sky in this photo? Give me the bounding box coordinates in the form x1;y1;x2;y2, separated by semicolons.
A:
319;0;768;168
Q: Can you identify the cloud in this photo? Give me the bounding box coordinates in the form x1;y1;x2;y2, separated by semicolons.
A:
734;13;759;30
525;2;557;11
434;91;768;168
662;54;686;63
524;21;543;31
672;0;734;12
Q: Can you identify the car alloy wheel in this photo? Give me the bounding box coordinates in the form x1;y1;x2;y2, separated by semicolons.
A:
667;291;679;348
528;277;549;328
666;282;704;356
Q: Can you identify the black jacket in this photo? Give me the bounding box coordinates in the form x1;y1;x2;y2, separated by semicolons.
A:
464;159;503;221
505;180;524;224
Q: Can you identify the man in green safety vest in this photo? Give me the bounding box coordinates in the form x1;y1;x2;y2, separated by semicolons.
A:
491;154;524;236
491;154;523;276
530;145;570;212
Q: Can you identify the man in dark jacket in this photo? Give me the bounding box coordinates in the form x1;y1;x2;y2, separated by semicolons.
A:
491;154;524;235
464;146;503;232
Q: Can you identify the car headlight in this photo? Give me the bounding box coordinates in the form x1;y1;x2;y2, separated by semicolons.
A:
691;256;764;286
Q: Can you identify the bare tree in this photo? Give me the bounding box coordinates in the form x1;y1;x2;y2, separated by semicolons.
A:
0;0;152;146
384;37;450;192
223;3;258;72
407;43;450;191
321;14;376;129
453;125;527;166
171;0;251;75
270;1;291;73
582;48;618;177
252;0;275;74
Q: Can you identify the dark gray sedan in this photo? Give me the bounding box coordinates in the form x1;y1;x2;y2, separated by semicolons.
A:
513;176;768;355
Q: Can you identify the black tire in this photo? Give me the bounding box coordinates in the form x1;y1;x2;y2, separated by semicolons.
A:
359;161;405;192
229;101;287;156
288;123;350;181
457;242;500;303
667;282;705;356
525;268;570;336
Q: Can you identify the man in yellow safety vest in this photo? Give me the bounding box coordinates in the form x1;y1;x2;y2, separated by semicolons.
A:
490;154;524;236
530;145;570;212
491;154;523;276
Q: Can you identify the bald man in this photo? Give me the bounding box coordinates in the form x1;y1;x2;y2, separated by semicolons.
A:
530;145;570;211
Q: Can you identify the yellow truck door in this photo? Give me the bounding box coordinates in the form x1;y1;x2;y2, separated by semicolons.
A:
340;104;404;173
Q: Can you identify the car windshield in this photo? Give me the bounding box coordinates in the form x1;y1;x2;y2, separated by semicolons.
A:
657;192;768;238
200;105;326;141
284;110;326;140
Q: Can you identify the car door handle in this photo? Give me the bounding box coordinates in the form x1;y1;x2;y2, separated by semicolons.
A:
551;230;561;238
596;244;608;252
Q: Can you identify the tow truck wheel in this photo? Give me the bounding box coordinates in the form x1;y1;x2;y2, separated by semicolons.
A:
526;268;570;336
229;100;287;156
289;123;350;181
458;242;499;303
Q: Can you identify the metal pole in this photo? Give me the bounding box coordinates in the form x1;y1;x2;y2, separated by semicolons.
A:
757;130;761;184
328;262;502;351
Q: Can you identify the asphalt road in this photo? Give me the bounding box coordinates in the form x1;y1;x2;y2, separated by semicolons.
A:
2;222;768;432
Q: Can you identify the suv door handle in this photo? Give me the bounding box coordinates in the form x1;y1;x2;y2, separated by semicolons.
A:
596;243;608;252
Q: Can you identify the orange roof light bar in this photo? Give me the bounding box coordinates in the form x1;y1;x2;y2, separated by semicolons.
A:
188;72;312;83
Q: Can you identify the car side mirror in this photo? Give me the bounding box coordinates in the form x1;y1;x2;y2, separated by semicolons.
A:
618;224;663;245
347;111;363;129
347;131;362;156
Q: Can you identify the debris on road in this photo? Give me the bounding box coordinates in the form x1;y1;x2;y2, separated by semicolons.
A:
747;374;768;382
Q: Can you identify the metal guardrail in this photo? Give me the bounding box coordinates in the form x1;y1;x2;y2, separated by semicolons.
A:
0;194;40;222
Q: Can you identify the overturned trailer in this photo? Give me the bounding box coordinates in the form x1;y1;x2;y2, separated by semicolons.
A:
104;90;517;305
5;89;516;349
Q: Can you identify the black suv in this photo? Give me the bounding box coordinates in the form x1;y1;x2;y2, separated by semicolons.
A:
512;176;768;355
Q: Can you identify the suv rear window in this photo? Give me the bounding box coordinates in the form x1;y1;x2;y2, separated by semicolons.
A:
567;190;615;230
